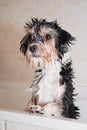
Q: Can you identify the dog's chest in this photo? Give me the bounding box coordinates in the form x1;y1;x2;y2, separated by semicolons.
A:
35;61;65;105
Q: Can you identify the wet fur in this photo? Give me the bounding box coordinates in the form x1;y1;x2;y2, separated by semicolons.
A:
20;18;79;119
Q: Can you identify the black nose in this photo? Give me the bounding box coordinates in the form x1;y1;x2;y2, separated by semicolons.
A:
30;45;37;53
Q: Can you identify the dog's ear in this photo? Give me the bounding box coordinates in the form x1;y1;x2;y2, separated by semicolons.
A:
20;34;29;55
56;29;75;59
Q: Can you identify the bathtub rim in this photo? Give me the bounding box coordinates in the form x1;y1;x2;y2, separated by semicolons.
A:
0;109;87;130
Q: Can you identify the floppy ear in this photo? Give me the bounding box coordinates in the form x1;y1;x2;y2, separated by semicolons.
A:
20;34;29;55
56;29;75;59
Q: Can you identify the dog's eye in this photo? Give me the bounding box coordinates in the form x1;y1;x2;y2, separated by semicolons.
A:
45;34;51;41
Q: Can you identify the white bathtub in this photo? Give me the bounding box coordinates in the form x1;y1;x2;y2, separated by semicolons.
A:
0;83;87;130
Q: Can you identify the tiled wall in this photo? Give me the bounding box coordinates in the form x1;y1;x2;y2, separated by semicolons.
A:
0;0;87;86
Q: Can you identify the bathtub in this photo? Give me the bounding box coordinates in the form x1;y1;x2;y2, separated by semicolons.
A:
0;83;87;130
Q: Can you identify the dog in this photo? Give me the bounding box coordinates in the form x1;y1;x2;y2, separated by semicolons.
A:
20;18;79;119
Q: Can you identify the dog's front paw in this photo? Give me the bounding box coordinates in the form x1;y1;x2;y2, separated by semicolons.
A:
30;105;44;114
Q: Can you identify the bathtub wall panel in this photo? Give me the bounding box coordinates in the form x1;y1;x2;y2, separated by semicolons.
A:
0;121;4;130
6;122;54;130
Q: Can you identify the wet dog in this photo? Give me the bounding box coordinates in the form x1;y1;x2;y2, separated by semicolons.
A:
20;18;79;118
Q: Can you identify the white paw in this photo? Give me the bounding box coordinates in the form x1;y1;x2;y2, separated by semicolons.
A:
30;105;44;114
43;102;62;117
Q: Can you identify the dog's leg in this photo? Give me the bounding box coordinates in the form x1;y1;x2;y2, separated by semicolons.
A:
24;93;44;114
29;94;45;114
29;102;63;117
24;99;33;112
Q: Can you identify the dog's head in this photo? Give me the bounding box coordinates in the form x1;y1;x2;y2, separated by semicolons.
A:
20;18;75;68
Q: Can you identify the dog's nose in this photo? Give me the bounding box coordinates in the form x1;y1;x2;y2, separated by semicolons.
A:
30;45;37;53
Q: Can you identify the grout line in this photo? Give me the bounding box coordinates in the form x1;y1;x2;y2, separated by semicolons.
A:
3;121;6;130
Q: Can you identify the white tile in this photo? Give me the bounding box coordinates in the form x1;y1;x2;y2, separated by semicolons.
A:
7;122;53;130
0;121;5;130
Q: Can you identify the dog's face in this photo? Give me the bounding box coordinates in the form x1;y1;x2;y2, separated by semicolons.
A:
20;18;75;67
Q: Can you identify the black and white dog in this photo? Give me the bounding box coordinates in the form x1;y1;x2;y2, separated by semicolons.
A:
20;18;79;119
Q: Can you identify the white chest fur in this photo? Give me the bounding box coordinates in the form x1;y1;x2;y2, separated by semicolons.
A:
36;61;65;105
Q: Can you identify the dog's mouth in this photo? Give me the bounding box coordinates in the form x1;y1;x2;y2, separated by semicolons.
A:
30;50;40;58
31;53;39;57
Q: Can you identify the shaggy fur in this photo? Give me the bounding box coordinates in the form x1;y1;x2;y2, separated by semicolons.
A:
20;18;79;119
